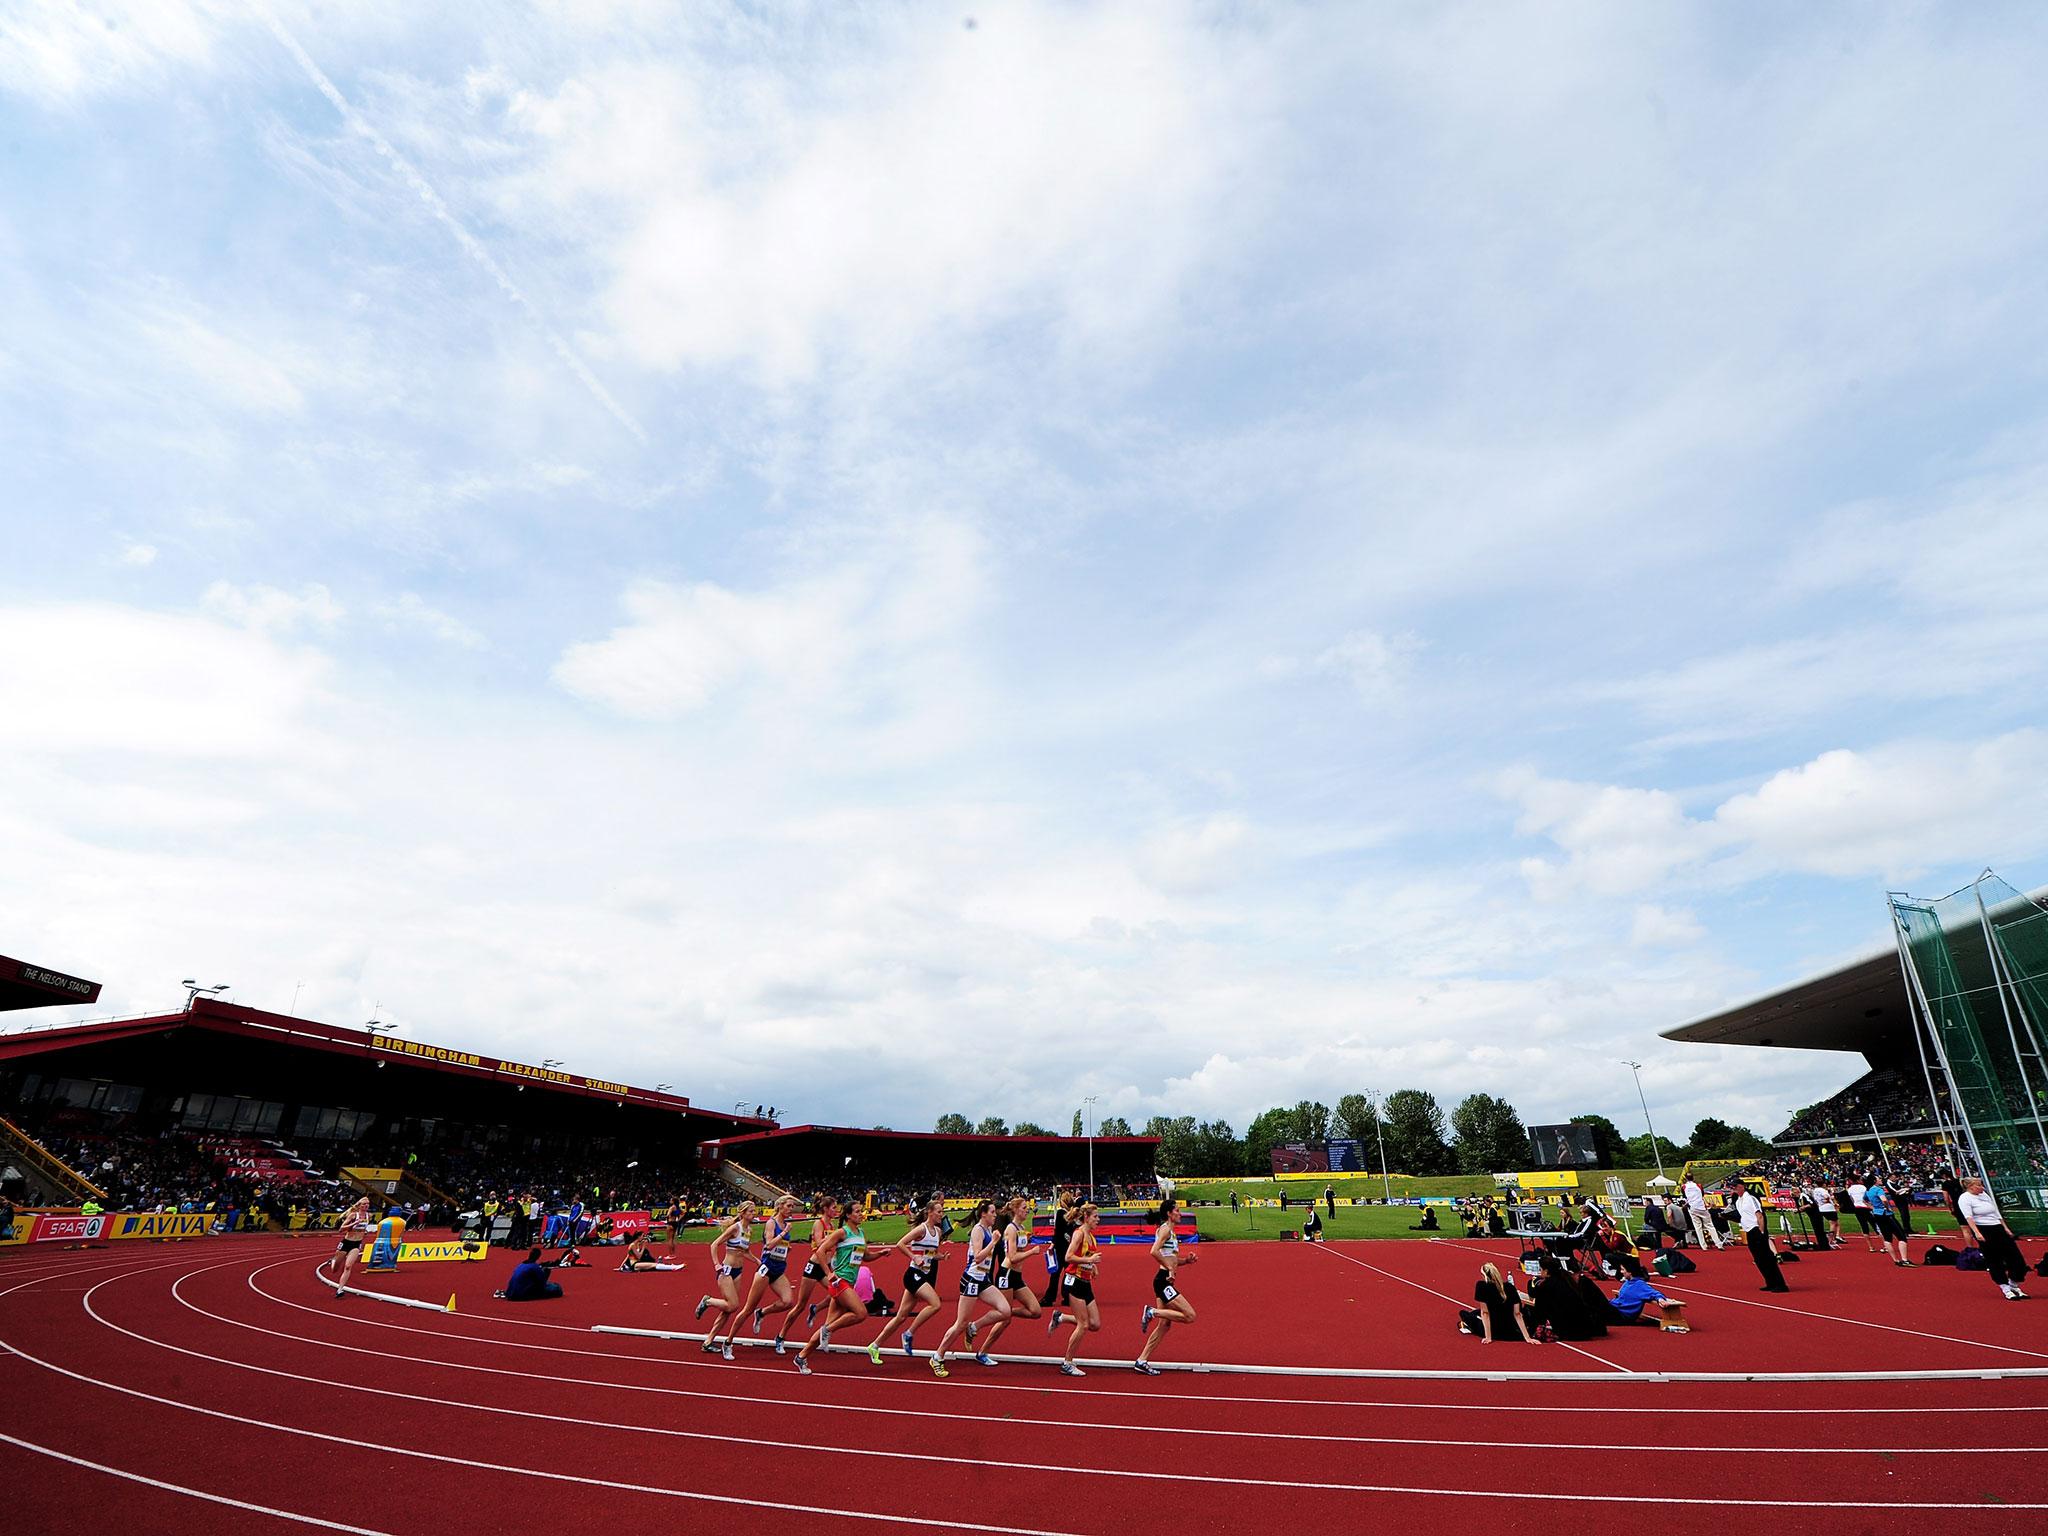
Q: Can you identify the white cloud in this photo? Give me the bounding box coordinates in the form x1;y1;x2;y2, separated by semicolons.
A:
553;522;982;722
135;302;308;416
0;602;329;759
493;4;1268;381
1507;730;2048;898
120;542;158;567
1631;904;1705;948
202;581;345;635
1137;815;1252;896
0;0;225;106
374;592;486;650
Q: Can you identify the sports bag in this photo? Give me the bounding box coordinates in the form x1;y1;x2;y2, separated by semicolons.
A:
1955;1246;1987;1271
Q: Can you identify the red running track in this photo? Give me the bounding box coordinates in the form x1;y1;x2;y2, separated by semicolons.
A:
2;1234;2045;1535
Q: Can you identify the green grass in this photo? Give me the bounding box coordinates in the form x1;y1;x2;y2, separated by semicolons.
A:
1173;1165;1744;1203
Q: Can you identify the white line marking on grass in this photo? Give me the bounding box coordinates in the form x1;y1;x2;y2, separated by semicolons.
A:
1308;1241;1635;1374
1425;1236;2048;1366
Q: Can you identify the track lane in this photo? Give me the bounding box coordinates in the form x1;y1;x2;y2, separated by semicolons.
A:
11;1239;2048;1535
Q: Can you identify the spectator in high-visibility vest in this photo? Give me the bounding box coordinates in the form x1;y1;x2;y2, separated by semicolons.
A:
80;1198;103;1219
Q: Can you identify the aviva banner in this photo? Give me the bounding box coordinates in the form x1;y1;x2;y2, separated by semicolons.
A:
107;1212;219;1240
395;1239;491;1264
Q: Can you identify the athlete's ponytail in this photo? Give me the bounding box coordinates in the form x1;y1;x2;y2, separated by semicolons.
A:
1154;1195;1178;1222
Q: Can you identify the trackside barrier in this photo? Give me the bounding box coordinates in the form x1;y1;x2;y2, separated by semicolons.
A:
584;1323;2048;1383
318;1262;456;1313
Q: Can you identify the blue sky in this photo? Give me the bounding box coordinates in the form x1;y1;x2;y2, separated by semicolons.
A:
5;2;2048;1146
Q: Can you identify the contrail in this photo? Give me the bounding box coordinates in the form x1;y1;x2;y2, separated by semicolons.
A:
260;9;649;444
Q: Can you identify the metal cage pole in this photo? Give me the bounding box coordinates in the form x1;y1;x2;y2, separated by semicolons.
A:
1891;898;1992;1190
1973;877;2048;1169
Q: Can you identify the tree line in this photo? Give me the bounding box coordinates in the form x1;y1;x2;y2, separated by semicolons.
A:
932;1098;1773;1177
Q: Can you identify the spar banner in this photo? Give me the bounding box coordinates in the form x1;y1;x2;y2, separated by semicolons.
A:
395;1239;491;1263
603;1211;653;1235
33;1213;107;1243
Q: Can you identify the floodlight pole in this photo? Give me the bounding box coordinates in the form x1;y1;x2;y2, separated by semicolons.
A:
1081;1095;1099;1201
1622;1060;1664;1180
1369;1092;1393;1203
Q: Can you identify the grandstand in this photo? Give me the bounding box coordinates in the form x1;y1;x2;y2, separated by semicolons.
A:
0;996;769;1221
1666;870;2048;1232
699;1123;1161;1207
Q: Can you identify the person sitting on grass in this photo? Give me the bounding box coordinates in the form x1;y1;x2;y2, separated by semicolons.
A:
497;1248;563;1302
1411;1206;1440;1232
1461;1262;1539;1344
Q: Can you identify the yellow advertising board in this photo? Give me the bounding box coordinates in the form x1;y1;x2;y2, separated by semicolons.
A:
1505;1170;1580;1190
106;1211;218;1240
394;1239;491;1264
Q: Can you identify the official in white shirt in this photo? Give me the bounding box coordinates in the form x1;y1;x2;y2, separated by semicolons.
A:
1735;1184;1790;1293
1681;1178;1724;1250
1957;1178;2030;1300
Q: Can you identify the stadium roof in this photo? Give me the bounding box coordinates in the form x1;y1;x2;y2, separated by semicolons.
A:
701;1123;1159;1151
0;996;770;1127
0;954;102;1012
1662;881;2048;1059
1660;946;1907;1056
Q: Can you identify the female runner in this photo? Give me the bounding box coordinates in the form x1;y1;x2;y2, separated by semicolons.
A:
868;1197;949;1363
694;1200;755;1353
930;1200;1010;1378
331;1195;374;1295
793;1198;871;1374
1134;1195;1195;1375
1040;1191;1077;1326
968;1195;1042;1357
773;1194;835;1354
1057;1202;1102;1376
711;1194;800;1356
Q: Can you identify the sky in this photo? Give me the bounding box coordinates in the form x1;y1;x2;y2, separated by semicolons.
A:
5;2;2048;1149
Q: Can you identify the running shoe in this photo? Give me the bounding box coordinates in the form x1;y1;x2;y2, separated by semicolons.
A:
721;1344;735;1361
964;1319;978;1343
866;1341;883;1365
694;1296;709;1320
752;1307;765;1334
1047;1312;1061;1336
334;1287;345;1298
901;1332;915;1357
773;1337;787;1356
700;1339;719;1353
793;1354;812;1375
930;1358;950;1378
1133;1361;1161;1376
806;1303;819;1324
1060;1361;1085;1378
1140;1304;1154;1331
820;1327;833;1347
974;1351;998;1367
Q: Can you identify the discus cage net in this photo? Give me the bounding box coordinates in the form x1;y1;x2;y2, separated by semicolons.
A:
1890;870;2048;1235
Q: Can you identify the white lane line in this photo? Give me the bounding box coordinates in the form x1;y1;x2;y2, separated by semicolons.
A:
0;1426;397;1535
1307;1242;1635;1375
1424;1236;2048;1365
1;1258;2041;1514
279;1250;2048;1402
138;1258;2042;1458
